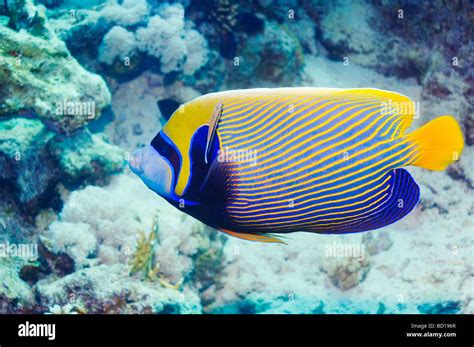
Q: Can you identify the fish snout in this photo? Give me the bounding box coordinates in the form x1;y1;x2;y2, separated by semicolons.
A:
128;149;144;175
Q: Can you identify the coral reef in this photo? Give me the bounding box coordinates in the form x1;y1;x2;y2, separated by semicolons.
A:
0;117;124;314
48;8;108;64
0;0;471;315
193;0;239;34
104;71;201;151
99;0;149;27
0;0;125;304
0;118;124;215
0;0;124;228
227;20;304;87
321;254;371;291
0;0;111;134
362;231;393;256
35;174;226;313
135;5;208;75
318;0;376;58
95;3;209;77
49;129;124;187
0;118;55;213
36;264;201;314
0;258;35;313
98;25;137;66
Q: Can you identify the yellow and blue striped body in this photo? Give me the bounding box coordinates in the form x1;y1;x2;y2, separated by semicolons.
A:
141;87;463;241
211;88;419;234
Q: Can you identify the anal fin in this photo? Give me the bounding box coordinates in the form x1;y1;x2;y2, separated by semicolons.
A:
218;228;287;244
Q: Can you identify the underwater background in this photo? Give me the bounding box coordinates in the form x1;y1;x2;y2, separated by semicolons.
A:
0;0;472;314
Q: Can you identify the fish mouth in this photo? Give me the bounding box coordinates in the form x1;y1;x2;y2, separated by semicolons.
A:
128;150;143;175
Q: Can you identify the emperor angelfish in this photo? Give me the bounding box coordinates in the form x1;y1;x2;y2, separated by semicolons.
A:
129;88;464;244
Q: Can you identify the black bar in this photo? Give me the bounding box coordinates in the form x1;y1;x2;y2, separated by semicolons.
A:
0;314;472;346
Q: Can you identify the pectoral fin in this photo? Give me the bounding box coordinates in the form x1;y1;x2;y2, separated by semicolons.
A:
218;228;287;244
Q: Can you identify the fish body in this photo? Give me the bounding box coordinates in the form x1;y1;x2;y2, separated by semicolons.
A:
129;88;464;243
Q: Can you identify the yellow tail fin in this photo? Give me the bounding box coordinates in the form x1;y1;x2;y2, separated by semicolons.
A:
408;115;464;171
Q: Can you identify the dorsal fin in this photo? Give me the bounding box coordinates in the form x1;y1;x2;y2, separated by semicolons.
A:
334;89;416;137
157;99;181;120
205;101;223;164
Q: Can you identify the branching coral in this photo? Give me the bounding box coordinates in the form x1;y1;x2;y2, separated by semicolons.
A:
135;3;208;75
96;3;209;75
99;0;149;27
98;25;137;65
